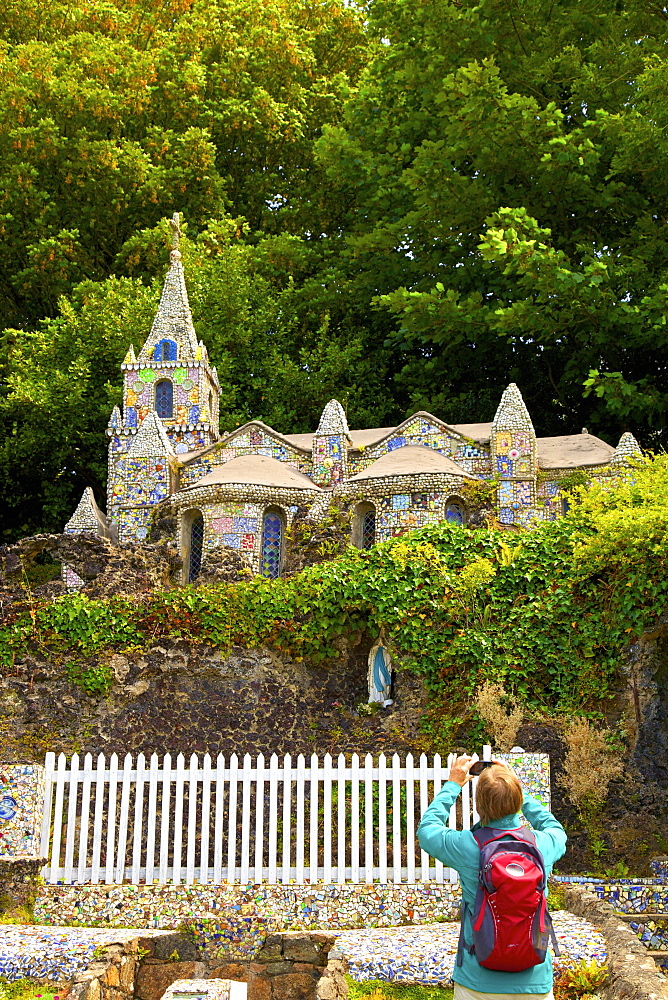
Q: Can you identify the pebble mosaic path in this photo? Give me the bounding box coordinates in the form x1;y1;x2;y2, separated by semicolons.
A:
0;926;168;983
0;913;605;985
336;912;607;985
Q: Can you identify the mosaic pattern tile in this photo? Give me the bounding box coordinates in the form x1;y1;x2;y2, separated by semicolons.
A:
336;911;607;985
553;875;668;913
630;917;668;951
0;925;168;983
34;884;462;959
0;764;45;859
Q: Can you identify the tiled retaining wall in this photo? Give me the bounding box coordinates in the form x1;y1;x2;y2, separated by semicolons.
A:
555;869;668;914
563;884;668;1000
34;883;462;961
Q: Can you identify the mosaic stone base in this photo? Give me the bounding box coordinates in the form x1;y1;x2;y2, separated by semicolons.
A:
0;925;168;982
34;883;462;960
553;876;668;913
335;912;607;985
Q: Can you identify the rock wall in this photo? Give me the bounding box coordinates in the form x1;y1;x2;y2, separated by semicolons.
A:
0;640;427;762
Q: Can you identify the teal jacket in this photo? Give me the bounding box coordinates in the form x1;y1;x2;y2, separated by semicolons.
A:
417;781;567;994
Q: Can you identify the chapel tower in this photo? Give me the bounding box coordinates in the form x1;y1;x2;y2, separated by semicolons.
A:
106;214;221;527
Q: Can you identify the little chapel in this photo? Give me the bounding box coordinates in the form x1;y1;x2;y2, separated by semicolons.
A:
64;221;641;585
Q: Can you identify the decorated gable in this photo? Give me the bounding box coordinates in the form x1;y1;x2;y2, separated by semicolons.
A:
179;423;312;489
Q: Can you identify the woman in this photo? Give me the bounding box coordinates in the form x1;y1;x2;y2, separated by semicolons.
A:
417;754;567;1000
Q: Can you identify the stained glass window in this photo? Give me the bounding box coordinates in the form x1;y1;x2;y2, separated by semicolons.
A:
154;339;177;362
362;510;376;549
445;502;465;525
189;513;204;581
261;512;283;578
155;380;173;418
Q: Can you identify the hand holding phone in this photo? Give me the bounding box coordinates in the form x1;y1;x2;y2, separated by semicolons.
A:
469;761;494;777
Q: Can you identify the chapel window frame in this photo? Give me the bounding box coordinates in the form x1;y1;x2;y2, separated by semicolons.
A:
444;496;467;526
260;506;286;579
154;339;177;363
182;508;205;584
155;379;174;419
352;501;376;549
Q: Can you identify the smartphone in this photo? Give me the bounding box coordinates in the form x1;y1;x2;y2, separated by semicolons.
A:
469;761;494;777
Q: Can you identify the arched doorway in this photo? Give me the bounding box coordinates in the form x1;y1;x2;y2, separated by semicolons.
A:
445;498;466;526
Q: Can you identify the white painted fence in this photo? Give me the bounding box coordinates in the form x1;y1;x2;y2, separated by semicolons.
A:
40;749;491;885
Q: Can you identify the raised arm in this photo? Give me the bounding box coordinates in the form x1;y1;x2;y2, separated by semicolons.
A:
417;754;475;868
522;792;567;862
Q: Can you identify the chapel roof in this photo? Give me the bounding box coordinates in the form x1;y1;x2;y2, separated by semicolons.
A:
181;453;321;491
536;433;615;469
284;420;494;451
348;445;477;481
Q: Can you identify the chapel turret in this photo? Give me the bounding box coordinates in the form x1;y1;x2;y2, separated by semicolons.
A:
106;214;220;458
491;383;538;526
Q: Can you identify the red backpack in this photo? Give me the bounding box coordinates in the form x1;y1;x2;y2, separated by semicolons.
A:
456;827;560;973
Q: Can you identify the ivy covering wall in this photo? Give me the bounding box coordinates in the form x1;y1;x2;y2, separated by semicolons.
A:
3;458;667;731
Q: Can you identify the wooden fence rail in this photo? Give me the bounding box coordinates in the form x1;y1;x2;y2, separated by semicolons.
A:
40;749;492;885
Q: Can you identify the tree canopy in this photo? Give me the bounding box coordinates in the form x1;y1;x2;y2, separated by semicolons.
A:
2;0;668;538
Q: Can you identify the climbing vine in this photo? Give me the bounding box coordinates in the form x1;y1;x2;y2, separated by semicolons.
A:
2;457;667;715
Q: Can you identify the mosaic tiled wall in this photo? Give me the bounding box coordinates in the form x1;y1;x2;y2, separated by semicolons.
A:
34;883;462;955
194;499;297;571
374;491;452;540
497;751;550;809
0;764;45;859
123;362;216;454
180;427;311;489
175;487;309;575
554;874;668;914
111;456;170;519
349;417;492;478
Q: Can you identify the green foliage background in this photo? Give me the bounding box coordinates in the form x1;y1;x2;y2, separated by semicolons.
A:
5;461;667;735
3;0;668;538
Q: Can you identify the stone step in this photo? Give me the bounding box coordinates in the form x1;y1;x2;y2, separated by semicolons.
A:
617;913;668;922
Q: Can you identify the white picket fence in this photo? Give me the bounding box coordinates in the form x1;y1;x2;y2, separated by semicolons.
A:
40;748;492;885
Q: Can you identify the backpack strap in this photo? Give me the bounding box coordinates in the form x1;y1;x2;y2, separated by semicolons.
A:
456;899;476;966
472;826;537;849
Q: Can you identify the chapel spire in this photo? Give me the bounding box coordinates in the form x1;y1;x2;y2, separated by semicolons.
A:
137;212;199;363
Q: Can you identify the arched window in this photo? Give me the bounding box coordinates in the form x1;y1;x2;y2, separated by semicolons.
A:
261;509;284;578
352;502;376;549
445;501;466;526
154;339;177;362
155;380;173;418
189;513;204;582
362;510;376;548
